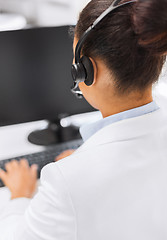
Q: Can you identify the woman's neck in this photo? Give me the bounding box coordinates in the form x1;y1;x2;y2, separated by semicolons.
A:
100;88;153;118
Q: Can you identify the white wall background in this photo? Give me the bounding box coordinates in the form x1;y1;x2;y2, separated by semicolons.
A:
0;0;91;26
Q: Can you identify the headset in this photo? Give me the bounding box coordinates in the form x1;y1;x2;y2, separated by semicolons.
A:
71;0;137;98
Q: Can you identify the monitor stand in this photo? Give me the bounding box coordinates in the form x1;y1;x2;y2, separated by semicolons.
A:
28;119;81;146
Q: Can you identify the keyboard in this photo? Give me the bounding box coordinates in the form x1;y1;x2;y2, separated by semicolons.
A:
0;139;83;188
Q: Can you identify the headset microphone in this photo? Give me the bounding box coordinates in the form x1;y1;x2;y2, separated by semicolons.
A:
71;0;137;98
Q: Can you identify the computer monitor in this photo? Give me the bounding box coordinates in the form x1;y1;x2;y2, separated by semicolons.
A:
0;26;94;145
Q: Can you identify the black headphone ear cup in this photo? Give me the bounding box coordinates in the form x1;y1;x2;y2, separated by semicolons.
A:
81;56;94;86
71;62;86;82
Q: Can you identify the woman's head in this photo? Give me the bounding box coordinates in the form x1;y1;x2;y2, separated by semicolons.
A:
74;0;167;98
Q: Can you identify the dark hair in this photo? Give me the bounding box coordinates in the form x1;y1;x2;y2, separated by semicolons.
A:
74;0;167;94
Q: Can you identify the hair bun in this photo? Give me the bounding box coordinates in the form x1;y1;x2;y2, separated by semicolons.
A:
133;0;167;56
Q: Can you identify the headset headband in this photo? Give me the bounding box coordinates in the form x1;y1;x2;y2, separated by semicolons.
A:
75;0;137;63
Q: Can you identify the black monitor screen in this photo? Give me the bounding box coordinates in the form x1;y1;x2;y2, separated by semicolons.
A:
0;26;94;127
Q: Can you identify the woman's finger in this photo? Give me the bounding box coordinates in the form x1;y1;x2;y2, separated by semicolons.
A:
5;162;14;172
31;165;38;179
10;160;19;169
0;168;7;183
20;159;29;168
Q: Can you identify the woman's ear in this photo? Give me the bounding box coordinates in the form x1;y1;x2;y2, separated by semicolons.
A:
89;57;97;86
79;56;98;86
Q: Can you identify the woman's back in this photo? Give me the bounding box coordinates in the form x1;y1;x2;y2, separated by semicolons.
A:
53;107;167;239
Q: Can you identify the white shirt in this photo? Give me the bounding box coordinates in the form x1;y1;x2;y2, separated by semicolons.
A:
80;101;159;142
1;103;167;239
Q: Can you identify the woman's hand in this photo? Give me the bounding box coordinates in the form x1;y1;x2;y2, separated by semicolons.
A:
55;149;75;161
0;159;38;200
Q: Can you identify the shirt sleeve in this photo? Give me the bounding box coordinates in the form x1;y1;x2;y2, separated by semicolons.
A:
0;163;77;240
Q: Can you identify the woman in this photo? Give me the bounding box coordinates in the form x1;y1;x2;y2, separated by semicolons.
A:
1;0;167;239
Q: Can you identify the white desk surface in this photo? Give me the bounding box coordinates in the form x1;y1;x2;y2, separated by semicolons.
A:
0;120;48;161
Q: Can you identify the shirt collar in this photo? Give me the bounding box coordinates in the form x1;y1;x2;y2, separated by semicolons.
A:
80;101;159;142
